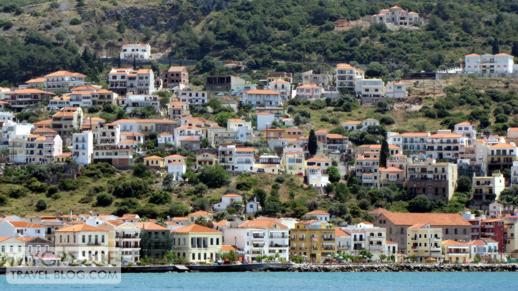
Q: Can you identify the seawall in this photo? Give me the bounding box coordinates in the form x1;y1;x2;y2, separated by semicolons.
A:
289;263;518;272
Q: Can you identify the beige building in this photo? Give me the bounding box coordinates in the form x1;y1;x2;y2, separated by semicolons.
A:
51;107;84;143
373;209;471;252
171;224;223;264
406;159;458;202
335;63;364;91
289;220;335;263
406;224;442;262
54;224;112;263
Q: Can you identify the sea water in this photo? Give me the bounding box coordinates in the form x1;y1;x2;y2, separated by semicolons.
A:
1;272;518;290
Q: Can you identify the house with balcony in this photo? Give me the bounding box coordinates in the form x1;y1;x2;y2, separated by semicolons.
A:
464;53;514;76
164;66;189;89
178;88;208;105
487;143;518;174
241;89;282;108
289;220;335;263
406;224;442;262
213;194;243;212
371;5;420;27
267;79;292;100
6;89;54;111
72;131;94;165
171;224;222;264
471;172;505;210
165;154;186;181
406;159;458;202
335;63;364;91
295;83;323;100
342;222;390;260
354;79;385;105
121;94;160;114
223;218;289;262
108;68;155;96
54;224;111;263
426;130;467;161
43;70;86;93
120;43;151;61
51;106;83;144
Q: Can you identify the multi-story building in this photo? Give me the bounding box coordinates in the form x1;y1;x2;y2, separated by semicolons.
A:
387;132;429;155
121;94;160;114
290;220;335;263
69;85;117;108
371;5;420;27
205;75;247;92
54;224;111;263
164;154;186;181
341;222;389;260
471;173;505;210
218;145;256;173
6;89;54;111
267;79;291;100
241;89;282;108
426;130;467;161
406;224;442;262
295;83;323;100
108;68;155;96
454;121;477;146
504;216;518;255
373;209;471;252
139;221;171;260
385;82;407;99
168;99;189;120
406;159;458;202
120;43;151;61
301;70;333;87
282;146;305;176
487;143;518;174
464;53;514;75
224;218;289;262
0;220;46;238
335;63;364;91
354;79;385;105
24;132;63;164
43;70;86;93
111;221;141;265
171;224;223;264
72;131;94;165
164;66;189;89
51;107;83;144
178;89;208;105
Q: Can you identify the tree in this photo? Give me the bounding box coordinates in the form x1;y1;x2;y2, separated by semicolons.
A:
327;166;341;183
456;176;472;193
35;200;47;211
167;202;190;217
379;139;389;168
308;129;318;156
499;186;518;208
253;188;267;207
96;193;113;207
198;165;230;188
408;195;432;212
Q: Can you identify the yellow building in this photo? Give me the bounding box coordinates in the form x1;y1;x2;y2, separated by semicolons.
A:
441;240;471;263
143;155;165;168
171;224;222;264
406;224;442;262
289;220;335;263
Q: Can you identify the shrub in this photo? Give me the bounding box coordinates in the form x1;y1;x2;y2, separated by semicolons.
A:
59;179;79;191
69;18;81;25
166;202;190;217
26;178;48;193
274;176;285;184
198;165;230;188
0;195;8;206
9;187;28;198
46;185;59;197
149;191;171;205
96;193;114;207
111;178;149;198
35;200;47;211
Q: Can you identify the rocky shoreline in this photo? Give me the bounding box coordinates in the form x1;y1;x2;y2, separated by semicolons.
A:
288;263;518;272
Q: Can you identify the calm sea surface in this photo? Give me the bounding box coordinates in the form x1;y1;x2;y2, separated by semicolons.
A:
1;272;518;290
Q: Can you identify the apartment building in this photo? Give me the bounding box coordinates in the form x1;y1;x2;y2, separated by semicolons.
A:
205;75;247;92
487;143;518;174
72;131;94;165
373;209;471;252
51;107;83;143
120;43;151;61
164;66;189;89
385;82;407;99
406;159;458;201
178;89;208;105
241;89;282;108
24;132;63;164
472;173;505;209
108;68;155;96
6;89;54;111
342;222;389;260
426;130;467;161
68;85;117;108
171;224;223;264
454;121;477;146
335;63;364;91
43;70;86;93
387;132;429;155
164;154;186;181
406;224;442;262
168;99;189;120
282;147;305;176
224;218;289;262
464;53;514;75
290;220;335;263
301;70;333;87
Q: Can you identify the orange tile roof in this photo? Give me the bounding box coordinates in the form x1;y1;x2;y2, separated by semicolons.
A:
306;155;330;163
9;221;44;228
221;245;237;252
45;70;86;78
335;228;349;237
56;223;105;232
441;239;470;246
223;194;242;198
381;211;470;226
399;132;429;137
10;89;53;95
239;218;288;230
429;133;462;139
326;133;345;139
171;224;221;234
465;53;480;57
144;155;164;161
245;89;279;95
336;63;354;70
489;143;516;149
138;221;168;231
379;167;404;173
188;210;212;217
297;83;321;89
26;77;47;83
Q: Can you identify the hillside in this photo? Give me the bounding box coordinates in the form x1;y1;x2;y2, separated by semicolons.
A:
3;0;518;84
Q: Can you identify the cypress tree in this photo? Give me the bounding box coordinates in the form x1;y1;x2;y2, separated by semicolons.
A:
308;129;318;156
380;139;389;168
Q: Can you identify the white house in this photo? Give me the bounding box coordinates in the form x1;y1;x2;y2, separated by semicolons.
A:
295;83;323;100
223;218;289;262
335;63;364;91
108;68;155;96
0;237;26;262
165;154;186;181
0;220;46;238
267;79;292;100
385;81;407;99
256;112;276;130
178;89;208;105
120;43;151;61
464;53;514;75
72;131;94;165
213;194;243;212
302;210;330;222
355;78;385;104
241;89;282;108
472;172;506;209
